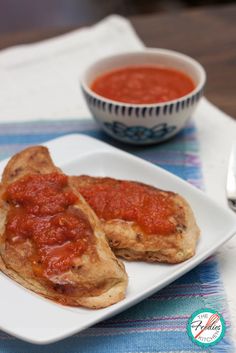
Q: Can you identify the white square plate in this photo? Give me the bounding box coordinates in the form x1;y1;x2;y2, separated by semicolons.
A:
0;133;236;345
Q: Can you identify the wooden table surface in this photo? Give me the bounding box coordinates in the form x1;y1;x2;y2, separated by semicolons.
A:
0;3;235;118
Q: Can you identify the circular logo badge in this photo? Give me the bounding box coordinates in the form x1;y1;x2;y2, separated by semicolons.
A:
187;308;226;347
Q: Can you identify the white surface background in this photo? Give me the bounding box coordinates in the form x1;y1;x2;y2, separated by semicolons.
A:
0;15;236;342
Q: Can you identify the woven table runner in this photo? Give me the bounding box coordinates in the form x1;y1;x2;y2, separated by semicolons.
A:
0;119;232;353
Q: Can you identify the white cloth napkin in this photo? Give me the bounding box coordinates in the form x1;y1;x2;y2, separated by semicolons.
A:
0;14;236;338
0;15;143;121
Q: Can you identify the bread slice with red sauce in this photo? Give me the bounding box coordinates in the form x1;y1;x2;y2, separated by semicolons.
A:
0;147;127;308
73;176;200;264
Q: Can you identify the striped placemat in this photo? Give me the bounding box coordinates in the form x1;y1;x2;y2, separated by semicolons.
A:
0;119;233;353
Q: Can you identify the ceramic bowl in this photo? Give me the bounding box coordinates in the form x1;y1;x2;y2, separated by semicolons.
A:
80;48;206;145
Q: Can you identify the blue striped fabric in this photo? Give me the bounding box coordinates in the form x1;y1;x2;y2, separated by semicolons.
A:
0;119;233;353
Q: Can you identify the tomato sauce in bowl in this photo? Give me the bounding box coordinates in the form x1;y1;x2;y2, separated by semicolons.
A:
91;66;195;104
81;49;206;144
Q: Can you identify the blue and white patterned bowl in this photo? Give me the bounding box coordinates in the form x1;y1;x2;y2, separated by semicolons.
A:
81;49;206;145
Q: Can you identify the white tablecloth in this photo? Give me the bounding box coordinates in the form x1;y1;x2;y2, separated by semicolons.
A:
0;14;236;341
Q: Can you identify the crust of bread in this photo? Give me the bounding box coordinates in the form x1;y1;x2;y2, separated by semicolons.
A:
2;146;60;184
73;176;200;264
0;147;127;309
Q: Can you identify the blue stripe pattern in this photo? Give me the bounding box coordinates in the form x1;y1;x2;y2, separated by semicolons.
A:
81;87;204;118
0;118;233;353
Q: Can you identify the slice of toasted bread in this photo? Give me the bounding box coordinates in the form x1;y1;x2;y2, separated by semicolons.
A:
0;147;127;309
73;176;200;264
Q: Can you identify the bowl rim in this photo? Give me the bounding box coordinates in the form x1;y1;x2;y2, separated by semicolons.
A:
80;47;206;108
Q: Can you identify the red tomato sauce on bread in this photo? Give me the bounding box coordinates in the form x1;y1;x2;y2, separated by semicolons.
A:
78;178;184;235
4;173;92;278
